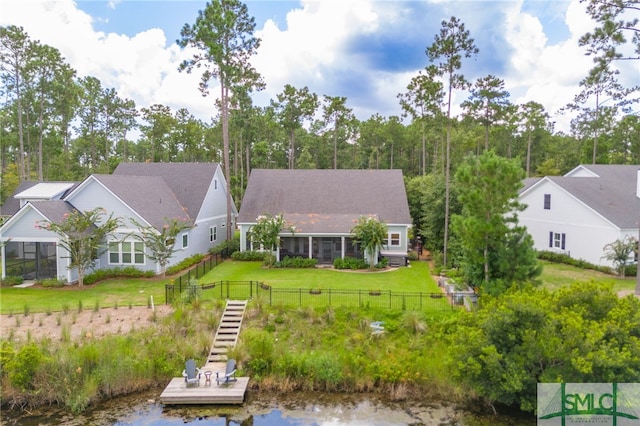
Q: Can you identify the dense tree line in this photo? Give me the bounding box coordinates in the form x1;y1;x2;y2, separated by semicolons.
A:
1;0;638;263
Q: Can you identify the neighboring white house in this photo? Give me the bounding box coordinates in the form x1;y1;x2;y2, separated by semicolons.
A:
0;162;237;282
518;164;640;268
237;169;412;266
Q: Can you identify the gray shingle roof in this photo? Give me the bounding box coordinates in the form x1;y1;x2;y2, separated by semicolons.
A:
550;164;640;228
1;181;79;216
112;162;219;220
238;169;411;233
30;200;79;224
93;174;189;230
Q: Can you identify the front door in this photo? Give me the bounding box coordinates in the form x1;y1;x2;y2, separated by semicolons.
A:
321;241;332;263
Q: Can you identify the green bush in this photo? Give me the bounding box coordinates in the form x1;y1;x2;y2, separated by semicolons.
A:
6;343;45;391
407;250;419;261
274;256;318;268
38;278;67;287
376;257;389;269
209;233;240;255
165;254;205;276
624;263;637;277
231;251;266;261
1;276;23;287
84;267;155;285
333;256;368;270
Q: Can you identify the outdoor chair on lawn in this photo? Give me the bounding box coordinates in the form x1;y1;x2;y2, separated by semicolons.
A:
216;359;238;386
182;359;201;387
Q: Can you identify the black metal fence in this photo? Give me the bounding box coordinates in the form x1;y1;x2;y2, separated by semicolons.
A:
168;253;223;289
165;280;479;312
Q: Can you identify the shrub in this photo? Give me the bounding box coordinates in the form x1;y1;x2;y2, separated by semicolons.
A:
376;257;389;269
407;250;419;261
38;278;66;288
1;276;23;287
273;256;318;268
333;256;368;270
209;233;240;256
6;343;45;391
231;251;266;261
84;267;155;285
625;263;637;277
165;254;205;276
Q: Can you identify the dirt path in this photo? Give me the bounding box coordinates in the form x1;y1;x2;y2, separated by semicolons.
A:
0;305;172;343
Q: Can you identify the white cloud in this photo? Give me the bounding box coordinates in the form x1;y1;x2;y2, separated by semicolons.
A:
254;0;380;99
501;0;594;131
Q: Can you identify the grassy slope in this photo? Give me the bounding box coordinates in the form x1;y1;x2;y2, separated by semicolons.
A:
539;260;636;292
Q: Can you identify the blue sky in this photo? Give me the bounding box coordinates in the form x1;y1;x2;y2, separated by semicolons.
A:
3;0;636;134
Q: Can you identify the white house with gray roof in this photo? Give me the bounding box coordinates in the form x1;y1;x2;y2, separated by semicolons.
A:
518;164;640;268
0;162;236;282
237;169;412;266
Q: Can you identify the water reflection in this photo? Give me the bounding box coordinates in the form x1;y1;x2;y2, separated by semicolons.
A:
1;389;535;425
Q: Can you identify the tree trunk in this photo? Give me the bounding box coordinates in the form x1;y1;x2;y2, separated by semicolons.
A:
221;82;232;242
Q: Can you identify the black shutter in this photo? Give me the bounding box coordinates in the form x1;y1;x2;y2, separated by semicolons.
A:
549;232;553;248
561;233;566;250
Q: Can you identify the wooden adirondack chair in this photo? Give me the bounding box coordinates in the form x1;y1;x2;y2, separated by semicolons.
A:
182;359;201;387
215;359;238;386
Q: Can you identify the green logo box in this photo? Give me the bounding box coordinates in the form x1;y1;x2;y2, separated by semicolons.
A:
538;383;640;425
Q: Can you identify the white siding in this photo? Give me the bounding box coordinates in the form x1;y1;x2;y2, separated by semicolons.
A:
520;181;624;267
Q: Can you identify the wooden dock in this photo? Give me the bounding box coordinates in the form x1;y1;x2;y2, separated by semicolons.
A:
159;376;249;404
160;300;249;405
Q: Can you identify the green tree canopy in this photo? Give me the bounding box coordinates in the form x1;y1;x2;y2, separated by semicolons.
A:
452;150;540;294
350;216;388;270
248;213;294;267
448;282;640;412
37;207;121;287
131;217;194;277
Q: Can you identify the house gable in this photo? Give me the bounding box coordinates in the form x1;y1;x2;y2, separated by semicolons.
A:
112;162;221;221
519;164;640;267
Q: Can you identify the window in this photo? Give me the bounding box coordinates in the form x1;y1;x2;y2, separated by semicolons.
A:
214;179;218;190
387;233;401;247
544;194;551;210
181;233;189;249
109;241;145;265
549;232;566;250
209;226;217;243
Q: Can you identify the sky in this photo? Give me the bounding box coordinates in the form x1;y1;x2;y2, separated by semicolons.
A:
2;0;638;135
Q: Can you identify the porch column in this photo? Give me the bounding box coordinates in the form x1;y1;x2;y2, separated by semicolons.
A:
308;236;313;259
1;243;5;278
341;236;345;259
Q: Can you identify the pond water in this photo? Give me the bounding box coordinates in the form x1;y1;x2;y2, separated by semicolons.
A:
1;389;535;426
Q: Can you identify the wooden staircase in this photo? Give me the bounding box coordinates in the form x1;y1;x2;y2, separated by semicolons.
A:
207;300;247;364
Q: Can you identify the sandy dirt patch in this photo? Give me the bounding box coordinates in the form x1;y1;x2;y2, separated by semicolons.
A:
0;305;173;343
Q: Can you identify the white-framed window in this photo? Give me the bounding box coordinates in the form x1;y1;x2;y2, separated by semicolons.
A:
181;233;189;249
109;240;145;265
214;179;218;190
549;232;566;250
387;232;401;247
209;226;217;242
544;194;551;210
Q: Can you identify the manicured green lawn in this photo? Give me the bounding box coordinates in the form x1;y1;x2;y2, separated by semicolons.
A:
200;260;439;292
0;277;168;314
539;260;637;293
